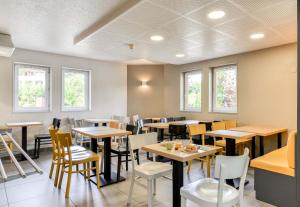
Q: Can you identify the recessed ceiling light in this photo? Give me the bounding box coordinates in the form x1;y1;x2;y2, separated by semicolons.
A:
150;35;164;41
208;10;225;19
176;53;185;58
250;33;265;40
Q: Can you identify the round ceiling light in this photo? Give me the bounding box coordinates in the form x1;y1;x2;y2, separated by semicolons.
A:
208;10;226;19
250;33;265;40
176;53;185;58
150;35;164;41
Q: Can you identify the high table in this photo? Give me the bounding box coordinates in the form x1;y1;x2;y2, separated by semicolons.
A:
6;122;43;160
229;126;287;156
205;130;256;188
142;142;222;207
72;126;131;187
84;118;117;127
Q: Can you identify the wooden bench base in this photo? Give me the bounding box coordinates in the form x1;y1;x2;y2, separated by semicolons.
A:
254;169;296;207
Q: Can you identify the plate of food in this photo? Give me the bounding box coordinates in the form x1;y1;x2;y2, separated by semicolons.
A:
184;144;199;153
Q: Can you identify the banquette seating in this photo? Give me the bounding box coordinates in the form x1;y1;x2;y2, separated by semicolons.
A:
251;130;297;207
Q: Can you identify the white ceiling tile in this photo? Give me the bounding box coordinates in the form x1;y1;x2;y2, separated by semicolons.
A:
159;17;208;38
228;0;287;13
102;19;149;39
272;20;297;42
121;1;179;29
184;29;228;45
253;0;297;27
186;0;246;27
149;0;214;15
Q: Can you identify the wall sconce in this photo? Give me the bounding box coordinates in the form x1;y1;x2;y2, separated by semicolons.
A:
141;80;148;87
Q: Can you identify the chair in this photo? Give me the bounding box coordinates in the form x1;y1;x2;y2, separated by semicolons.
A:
160;118;168;123
49;128;86;187
224;120;237;130
137;119;149;134
173;116;186;121
187;124;212;177
34;118;61;158
0;126;13;161
132;115;139;126
127;132;172;207
57;132;101;198
181;148;250;207
169;124;187;140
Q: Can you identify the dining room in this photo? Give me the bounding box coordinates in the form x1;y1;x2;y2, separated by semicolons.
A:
0;0;298;207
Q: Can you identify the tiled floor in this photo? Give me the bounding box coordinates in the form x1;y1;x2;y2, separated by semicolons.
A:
0;152;275;207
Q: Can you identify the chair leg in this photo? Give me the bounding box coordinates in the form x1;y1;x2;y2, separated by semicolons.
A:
187;160;192;174
117;153;121;181
125;152;129;171
181;196;187;207
201;160;204;169
147;179;153;207
206;156;211;178
153;179;156;196
127;175;135;205
34;139;37;158
54;160;61;187
83;163;87;179
58;163;65;189
49;161;54;179
87;162;91;181
37;139;41;158
96;160;101;189
65;167;72;198
76;164;79;172
136;150;140;165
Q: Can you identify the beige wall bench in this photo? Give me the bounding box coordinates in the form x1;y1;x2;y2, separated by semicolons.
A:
250;130;296;207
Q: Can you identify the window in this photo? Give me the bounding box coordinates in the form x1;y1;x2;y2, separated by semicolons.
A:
62;67;91;111
211;64;237;113
13;63;50;112
182;70;202;112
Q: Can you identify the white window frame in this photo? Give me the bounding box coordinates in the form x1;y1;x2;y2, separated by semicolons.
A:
61;67;91;112
211;64;237;113
13;63;51;113
181;70;202;112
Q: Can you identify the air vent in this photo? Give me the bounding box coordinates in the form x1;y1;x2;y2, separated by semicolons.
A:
0;34;15;57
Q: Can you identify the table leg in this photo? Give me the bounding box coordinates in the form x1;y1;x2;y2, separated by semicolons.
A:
259;136;264;156
172;160;183;207
277;133;282;148
21;126;28;160
89;137;125;187
158;129;164;142
252;136;256;159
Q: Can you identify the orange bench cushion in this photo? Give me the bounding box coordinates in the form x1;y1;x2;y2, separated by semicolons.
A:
251;147;294;177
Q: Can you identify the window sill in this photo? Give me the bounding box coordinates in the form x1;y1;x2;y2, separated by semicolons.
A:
179;110;202;113
209;111;238;114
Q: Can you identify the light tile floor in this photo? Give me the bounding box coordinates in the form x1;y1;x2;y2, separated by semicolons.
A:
0;152;275;207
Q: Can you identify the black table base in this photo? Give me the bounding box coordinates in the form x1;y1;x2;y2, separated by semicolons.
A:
172;160;183;207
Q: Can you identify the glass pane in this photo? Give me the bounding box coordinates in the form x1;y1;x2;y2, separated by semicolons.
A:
214;66;237;111
17;67;47;108
63;71;86;108
185;72;201;110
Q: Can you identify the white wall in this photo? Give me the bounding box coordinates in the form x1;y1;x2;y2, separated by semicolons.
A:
0;48;127;145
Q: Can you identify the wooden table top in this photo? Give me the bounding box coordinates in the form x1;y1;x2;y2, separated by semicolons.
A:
72;126;131;138
229;126;288;136
205;130;256;139
142;142;222;162
144;120;200;129
6;122;43;127
84;119;118;124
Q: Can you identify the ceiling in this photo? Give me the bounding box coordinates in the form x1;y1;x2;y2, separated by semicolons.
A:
0;0;297;65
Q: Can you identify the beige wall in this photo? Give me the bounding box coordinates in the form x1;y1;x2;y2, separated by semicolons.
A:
0;48;127;146
164;43;297;151
127;65;164;118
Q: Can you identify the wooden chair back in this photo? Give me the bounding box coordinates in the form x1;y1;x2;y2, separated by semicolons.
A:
188;124;206;145
49;128;60;158
212;121;226;131
57;132;73;164
109;121;120;129
225;120;237;129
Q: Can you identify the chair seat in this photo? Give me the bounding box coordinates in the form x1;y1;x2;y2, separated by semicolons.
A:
181;178;239;207
35;134;51;139
65;150;99;162
135;162;172;178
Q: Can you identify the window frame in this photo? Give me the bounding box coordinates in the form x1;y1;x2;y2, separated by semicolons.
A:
13;62;51;113
211;64;238;113
61;67;91;112
181;69;202;112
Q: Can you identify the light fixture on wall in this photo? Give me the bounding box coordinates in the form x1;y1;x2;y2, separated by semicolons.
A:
141;80;148;87
0;33;15;57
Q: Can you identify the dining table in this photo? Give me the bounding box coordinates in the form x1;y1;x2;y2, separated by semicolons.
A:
205;129;256;188
229;126;288;156
84;118;118;127
72;126;131;187
6;121;43;160
142;142;222;207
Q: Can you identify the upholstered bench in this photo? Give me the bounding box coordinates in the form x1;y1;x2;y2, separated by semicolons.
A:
250;130;296;207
